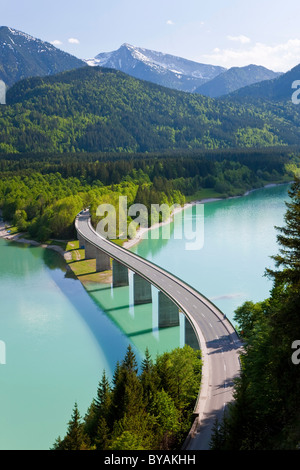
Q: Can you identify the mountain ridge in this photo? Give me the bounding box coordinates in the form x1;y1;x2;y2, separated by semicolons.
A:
225;62;300;102
195;64;282;98
0;26;86;86
86;43;226;92
1;65;300;154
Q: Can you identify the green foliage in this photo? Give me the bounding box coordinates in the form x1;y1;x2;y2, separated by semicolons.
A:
211;178;300;450
0;150;297;242
53;345;202;451
1;67;300;154
52;403;90;450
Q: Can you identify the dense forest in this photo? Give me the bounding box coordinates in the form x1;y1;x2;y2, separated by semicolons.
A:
0;148;298;242
52;345;202;450
1;66;300;154
211;178;300;449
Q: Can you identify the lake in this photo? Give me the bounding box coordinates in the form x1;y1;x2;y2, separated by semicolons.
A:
0;183;291;449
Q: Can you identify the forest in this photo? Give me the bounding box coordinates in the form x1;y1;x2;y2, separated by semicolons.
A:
1;149;299;450
52;345;202;450
211;178;300;449
0;148;298;242
1;66;300;154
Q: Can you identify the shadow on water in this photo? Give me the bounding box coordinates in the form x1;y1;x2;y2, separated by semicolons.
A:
41;247;134;371
41;246;182;364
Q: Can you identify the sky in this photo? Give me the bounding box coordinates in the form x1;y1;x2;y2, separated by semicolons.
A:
1;0;300;72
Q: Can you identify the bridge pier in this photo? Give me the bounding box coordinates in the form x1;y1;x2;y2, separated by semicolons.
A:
158;291;179;328
84;240;98;260
112;260;129;287
184;316;199;350
78;235;85;249
133;273;152;305
78;237;111;272
96;250;111;272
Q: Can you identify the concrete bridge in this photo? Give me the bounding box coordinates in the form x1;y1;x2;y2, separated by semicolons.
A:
75;210;242;450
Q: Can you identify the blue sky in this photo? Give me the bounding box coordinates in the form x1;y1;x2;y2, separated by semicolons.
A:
1;0;300;71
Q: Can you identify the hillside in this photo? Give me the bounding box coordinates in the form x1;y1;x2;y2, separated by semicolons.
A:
1;66;300;154
195;65;281;98
0;26;85;87
227;63;300;102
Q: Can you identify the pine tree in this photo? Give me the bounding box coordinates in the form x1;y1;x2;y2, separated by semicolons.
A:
110;345;143;422
140;348;157;409
55;403;90;450
94;370;111;416
266;177;300;286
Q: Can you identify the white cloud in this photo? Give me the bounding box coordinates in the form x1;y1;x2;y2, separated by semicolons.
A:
51;40;63;46
227;35;251;44
203;38;300;72
68;38;80;44
166;20;175;25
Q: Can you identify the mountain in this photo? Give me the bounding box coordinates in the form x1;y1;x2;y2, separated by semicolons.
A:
0;26;86;87
227;63;300;102
1;66;300;154
86;43;226;92
195;64;282;98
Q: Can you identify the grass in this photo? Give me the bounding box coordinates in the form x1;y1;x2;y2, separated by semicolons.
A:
185;188;224;203
65;239;112;284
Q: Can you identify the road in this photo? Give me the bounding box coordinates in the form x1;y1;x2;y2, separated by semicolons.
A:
75;211;243;450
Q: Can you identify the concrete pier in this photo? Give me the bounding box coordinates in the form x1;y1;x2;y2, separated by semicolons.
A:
185;316;199;350
85;241;98;260
158;291;179;328
112;259;129;287
78;235;85;249
96;250;111;272
81;240;111;271
133;273;152;305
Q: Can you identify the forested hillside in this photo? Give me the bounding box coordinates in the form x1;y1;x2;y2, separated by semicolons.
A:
0;149;297;242
1;66;300;154
52;345;202;450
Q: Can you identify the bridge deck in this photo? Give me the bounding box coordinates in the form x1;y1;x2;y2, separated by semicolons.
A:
75;211;242;450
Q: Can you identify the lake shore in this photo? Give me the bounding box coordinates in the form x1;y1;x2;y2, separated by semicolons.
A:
0;218;72;260
0;181;291;254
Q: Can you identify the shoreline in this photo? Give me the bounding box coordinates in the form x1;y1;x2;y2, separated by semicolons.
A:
0;180;292;254
123;180;291;249
0;219;72;261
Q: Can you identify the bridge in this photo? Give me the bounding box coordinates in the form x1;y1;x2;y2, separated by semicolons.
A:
75;210;243;450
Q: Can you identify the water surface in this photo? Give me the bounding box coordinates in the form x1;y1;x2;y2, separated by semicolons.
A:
0;183;290;449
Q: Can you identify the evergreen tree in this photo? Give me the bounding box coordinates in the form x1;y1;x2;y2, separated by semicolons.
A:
266;177;300;286
53;403;90;450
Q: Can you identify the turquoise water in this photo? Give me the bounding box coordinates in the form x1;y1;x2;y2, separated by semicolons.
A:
0;244;182;450
131;184;291;325
0;183;291;449
0;242;134;449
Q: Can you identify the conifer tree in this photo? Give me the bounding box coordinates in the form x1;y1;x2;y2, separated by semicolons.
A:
54;403;90;450
266;177;300;287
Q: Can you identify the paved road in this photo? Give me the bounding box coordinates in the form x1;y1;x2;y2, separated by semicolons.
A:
75;211;243;450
